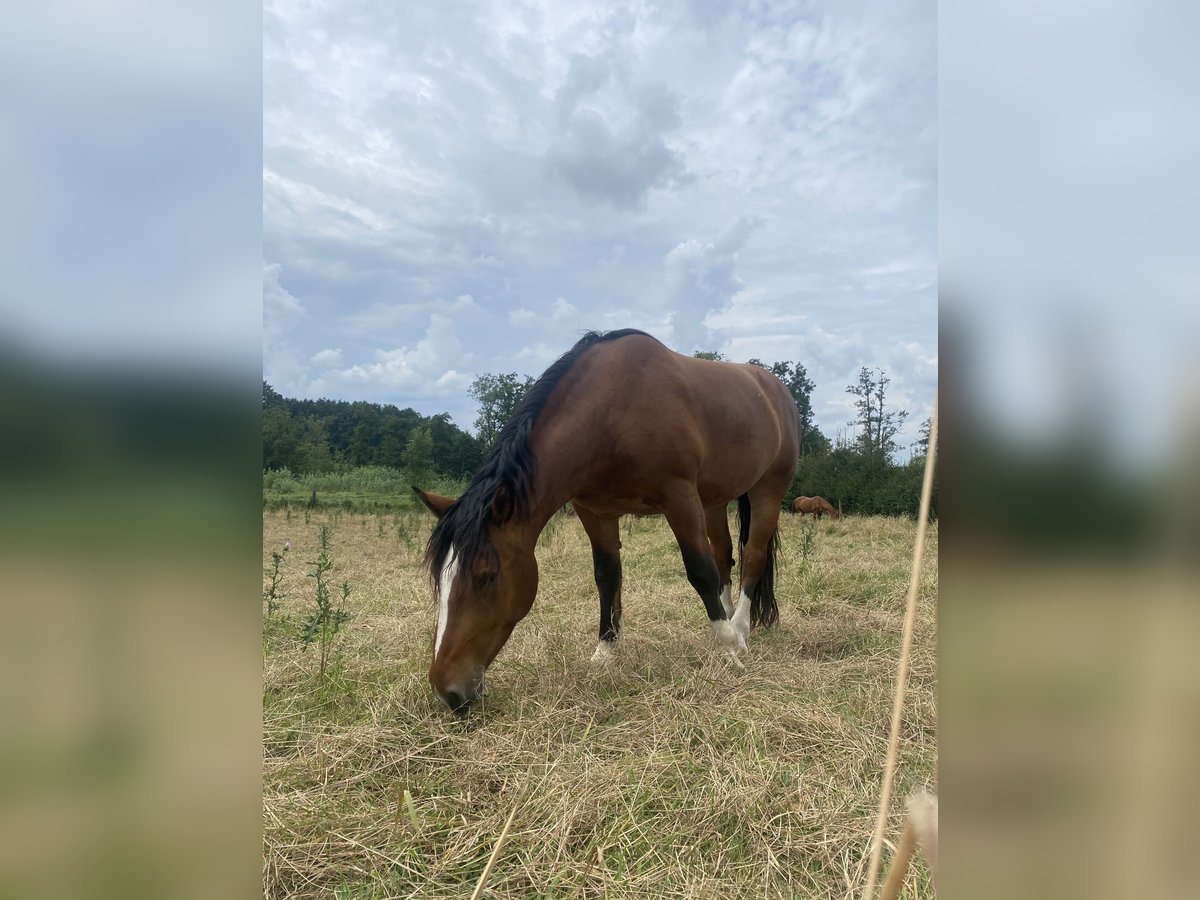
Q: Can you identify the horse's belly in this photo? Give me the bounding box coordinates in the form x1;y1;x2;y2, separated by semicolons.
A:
572;492;661;516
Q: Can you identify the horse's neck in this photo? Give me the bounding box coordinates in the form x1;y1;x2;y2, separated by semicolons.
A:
524;473;574;537
522;429;585;535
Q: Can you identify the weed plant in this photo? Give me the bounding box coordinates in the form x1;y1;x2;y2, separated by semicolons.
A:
300;525;352;679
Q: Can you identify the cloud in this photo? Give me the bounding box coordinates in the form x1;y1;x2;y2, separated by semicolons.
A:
509;297;576;330
344;294;482;336
544;50;689;209
855;255;937;294
551;298;577;321
664;217;761;353
509;307;537;327
328;314;466;393
514;341;569;374
262;0;935;449
263;262;305;341
310;347;342;367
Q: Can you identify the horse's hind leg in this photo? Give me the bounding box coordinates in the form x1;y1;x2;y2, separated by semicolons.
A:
705;504;735;618
730;485;785;638
573;503;623;663
660;488;744;655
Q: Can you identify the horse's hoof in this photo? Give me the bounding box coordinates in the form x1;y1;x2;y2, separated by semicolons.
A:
590;641;617;664
711;620;748;656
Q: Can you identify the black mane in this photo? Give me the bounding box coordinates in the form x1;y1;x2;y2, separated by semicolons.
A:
425;328;654;590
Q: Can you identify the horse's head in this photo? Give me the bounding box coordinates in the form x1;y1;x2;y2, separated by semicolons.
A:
413;486;539;713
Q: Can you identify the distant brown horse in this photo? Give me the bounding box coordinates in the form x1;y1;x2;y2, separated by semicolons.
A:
792;495;839;519
413;329;801;712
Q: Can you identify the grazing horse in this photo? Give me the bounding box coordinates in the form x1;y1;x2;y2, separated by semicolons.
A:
412;329;801;712
791;495;839;520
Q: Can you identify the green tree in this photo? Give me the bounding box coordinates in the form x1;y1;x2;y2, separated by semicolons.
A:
402;425;435;486
910;416;933;459
263;406;301;469
295;417;337;473
846;367;908;458
469;373;534;447
428;413;484;479
693;350;725;361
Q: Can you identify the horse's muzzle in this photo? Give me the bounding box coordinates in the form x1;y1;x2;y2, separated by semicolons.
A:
441;688;472;714
433;669;484;714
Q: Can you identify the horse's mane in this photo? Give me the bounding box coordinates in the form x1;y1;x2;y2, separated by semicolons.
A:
425;328;655;590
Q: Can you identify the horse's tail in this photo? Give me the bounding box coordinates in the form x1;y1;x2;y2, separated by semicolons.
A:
736;493;780;629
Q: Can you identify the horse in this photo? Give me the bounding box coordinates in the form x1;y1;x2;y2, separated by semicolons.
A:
791;495;839;519
412;329;801;712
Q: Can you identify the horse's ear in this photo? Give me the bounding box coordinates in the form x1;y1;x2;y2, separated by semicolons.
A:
412;486;456;519
490;484;514;524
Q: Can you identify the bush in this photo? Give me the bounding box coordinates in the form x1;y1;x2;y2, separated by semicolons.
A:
788;449;936;519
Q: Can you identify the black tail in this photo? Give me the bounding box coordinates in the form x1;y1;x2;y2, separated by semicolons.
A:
736;494;780;628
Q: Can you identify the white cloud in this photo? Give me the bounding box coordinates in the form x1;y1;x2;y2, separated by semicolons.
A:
345;294;482;336
509;307;538;327
551;297;577;321
664;217;760;353
310;347;342;367
263;0;935;451
329;314;466;394
263;262;304;340
516;342;559;368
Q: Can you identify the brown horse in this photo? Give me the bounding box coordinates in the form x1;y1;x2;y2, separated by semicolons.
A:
791;495;839;519
412;329;801;712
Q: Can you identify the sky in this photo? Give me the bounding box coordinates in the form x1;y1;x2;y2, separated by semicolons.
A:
263;0;936;454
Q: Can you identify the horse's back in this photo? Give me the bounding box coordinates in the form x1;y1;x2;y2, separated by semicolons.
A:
537;334;799;507
565;335;794;447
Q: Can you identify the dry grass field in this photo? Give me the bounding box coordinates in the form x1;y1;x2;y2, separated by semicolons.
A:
263;506;937;899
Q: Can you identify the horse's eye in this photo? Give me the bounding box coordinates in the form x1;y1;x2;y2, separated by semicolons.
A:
471;570;498;591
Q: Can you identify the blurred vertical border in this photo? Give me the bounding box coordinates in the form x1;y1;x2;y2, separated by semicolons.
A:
0;2;262;899
941;3;1199;898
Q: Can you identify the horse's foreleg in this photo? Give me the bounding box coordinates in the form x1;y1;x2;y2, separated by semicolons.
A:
704;504;736;618
574;504;623;663
661;491;744;655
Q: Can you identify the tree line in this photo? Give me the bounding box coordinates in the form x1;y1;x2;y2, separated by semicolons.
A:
263;354;935;519
262;383;484;480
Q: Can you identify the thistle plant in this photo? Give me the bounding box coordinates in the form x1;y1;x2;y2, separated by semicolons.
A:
264;541;289;619
300;525;352;679
799;519;818;567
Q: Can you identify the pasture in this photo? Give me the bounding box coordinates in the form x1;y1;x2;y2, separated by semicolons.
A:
263;506;937;898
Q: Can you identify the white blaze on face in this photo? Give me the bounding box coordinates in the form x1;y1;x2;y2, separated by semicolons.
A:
435;547;458;659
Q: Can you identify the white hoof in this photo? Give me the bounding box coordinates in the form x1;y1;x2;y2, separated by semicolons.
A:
590;641;617;664
711;619;748;655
